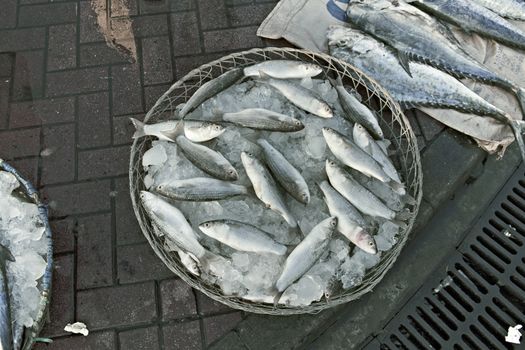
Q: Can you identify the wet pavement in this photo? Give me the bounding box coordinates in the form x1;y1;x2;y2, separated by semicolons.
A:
0;0;514;349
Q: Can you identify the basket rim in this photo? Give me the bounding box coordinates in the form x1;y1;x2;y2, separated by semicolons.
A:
0;158;53;349
129;47;423;315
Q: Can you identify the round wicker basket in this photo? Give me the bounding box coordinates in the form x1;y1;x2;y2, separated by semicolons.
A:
129;48;423;315
0;159;53;348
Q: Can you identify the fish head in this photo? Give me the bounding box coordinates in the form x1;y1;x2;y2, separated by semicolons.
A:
352;123;368;143
292;118;304;129
327;26;381;56
325;159;339;174
240;151;257;168
198;220;216;233
302;63;324;77
319;104;334;119
204;122;226;138
223;164;239;181
327;216;338;230
355;229;378;254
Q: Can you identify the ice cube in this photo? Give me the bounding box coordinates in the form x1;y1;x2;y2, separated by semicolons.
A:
142;143;168;167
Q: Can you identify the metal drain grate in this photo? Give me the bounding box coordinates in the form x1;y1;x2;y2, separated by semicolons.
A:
370;164;525;350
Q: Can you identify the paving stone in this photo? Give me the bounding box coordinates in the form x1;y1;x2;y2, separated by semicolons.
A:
49;218;75;254
170;12;202;56
203;26;262;53
0;78;9;129
35;331;116;350
111;64;144;115
9;97;76;128
0;128;41;159
77;213;114;289
203;312;243;346
41;123;76;184
19;0;46;4
197;0;228;30
421;130;484;207
139;0;169;14
48;24;77;71
80;43;131;67
40;254;74;337
18;3;77;27
114;177;146;245
415;109;445;141
228;3;275;27
47;67;109;97
208;331;249;350
144;83;172;110
113;115;137;145
42;180;111;216
132;14;168;38
111;0;138;17
80;2;106;43
169;0;195;11
13;50;45;101
8;157;39;186
0;0;17;29
196;291;232;315
174;53;225;79
117;243;173;283
78;92;111;148
142;36;173;85
78;145;129;180
0;28;46;52
160;279;197;320
119;327;160;350
77;282;157;328
0;53;14;76
162;321;202;350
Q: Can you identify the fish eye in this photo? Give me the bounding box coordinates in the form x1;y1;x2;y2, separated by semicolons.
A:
214;125;221;131
368;241;374;246
204;223;210;228
228;170;236;175
338;39;348;47
294;120;301;125
330;220;337;227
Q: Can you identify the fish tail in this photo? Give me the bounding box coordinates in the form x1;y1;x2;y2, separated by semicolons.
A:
509;119;525;162
130;118;146;139
326;75;342;88
0;244;15;265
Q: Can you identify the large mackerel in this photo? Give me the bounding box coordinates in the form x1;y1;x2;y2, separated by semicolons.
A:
327;26;525;160
345;0;525;115
470;0;525;20
407;0;525;50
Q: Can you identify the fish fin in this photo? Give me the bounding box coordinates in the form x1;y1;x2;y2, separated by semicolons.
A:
273;290;284;309
0;244;15;263
159;120;185;142
212;108;224;121
130;118;146;139
397;51;412;77
376;139;390;155
509;119;525;162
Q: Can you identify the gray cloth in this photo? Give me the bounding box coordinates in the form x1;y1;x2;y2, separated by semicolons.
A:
258;0;525;155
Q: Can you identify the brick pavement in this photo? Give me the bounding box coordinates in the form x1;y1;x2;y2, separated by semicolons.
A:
0;0;446;349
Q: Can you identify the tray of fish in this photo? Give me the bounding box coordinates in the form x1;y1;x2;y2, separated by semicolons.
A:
0;159;53;349
129;48;422;314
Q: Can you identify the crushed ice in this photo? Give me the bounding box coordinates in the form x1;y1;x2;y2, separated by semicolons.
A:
143;79;404;306
0;171;48;331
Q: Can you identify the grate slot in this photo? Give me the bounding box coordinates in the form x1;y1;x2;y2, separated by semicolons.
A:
476;315;508;349
388;333;409;349
398;323;430;349
493;296;524;324
407;314;441;348
454;262;488;294
469;324;498;350
452;345;463;350
517;265;525;278
433;291;466;321
424;297;458;330
512;186;525;200
468;245;505;274
485;306;513;333
442;284;473;312
481;227;517;254
510;275;525;292
508;194;525;211
416;306;451;338
501;201;525;226
461;334;485;350
475;235;511;264
448;271;480;304
494;210;525;239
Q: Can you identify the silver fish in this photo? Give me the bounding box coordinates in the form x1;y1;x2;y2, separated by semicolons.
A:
222;108;304;132
257;139;310;204
130;118;225;143
176;135;238;181
322;127;403;191
0;244;14;350
179;68;244;118
199;219;287;255
327;26;525;160
353;124;401;185
408;0;525;49
319;181;377;254
257;73;333;118
470;0;525;20
275;217;337;293
140;191;207;260
328;76;383;139
183;121;226;142
241;152;297;227
155;177;248;201
244;60;323;79
346;0;525;115
326;160;410;225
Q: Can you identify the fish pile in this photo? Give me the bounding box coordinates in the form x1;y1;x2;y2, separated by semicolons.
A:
327;0;525;160
134;60;415;306
0;171;48;349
